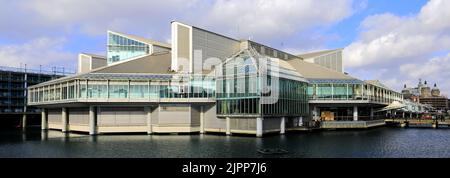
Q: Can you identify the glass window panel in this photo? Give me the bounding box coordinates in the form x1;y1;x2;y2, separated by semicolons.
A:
130;84;148;98
109;82;128;98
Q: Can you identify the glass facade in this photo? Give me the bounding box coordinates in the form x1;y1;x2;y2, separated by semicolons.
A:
107;32;150;64
216;50;309;117
309;83;356;100
130;81;148;99
259;78;308;117
109;81;128;98
28;74;216;103
307;82;403;103
87;81;108;98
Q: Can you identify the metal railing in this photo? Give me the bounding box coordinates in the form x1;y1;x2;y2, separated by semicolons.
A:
0;65;75;76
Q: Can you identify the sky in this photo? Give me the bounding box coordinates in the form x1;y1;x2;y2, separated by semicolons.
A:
0;0;449;95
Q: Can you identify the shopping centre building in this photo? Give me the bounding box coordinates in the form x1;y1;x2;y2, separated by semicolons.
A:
28;21;423;136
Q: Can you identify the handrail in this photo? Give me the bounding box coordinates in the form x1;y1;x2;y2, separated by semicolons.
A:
0;65;74;76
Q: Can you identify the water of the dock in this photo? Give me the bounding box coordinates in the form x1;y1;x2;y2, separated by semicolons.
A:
1;127;450;158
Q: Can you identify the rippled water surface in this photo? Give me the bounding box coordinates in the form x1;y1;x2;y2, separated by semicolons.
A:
1;127;450;158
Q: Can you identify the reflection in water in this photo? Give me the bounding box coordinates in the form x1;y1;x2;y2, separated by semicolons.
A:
21;131;26;142
88;136;97;143
41;130;48;141
1;127;450;158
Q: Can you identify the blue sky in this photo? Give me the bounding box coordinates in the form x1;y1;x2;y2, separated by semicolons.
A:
1;0;449;95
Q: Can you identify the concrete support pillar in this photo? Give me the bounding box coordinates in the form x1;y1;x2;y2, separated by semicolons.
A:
41;109;48;130
353;106;358;121
89;106;97;135
22;114;27;129
146;106;152;134
370;107;374;120
226;117;231;135
200;106;205;134
400;122;407;127
256;117;263;137
41;130;48;141
432;122;437;128
313;106;318;121
61;108;68;132
280;117;285;134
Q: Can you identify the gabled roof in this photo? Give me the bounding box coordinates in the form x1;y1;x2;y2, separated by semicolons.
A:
108;30;171;49
219;49;308;83
297;48;343;59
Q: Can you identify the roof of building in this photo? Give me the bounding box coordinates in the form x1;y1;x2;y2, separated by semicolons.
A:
31;52;174;87
218;49;308;83
108;30;171;49
285;57;358;82
172;21;241;43
92;52;173;74
297;48;343;59
245;40;301;60
82;73;174;80
365;80;394;90
80;53;106;59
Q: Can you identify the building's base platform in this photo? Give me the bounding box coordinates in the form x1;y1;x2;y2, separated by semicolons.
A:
48;124;202;134
320;119;385;129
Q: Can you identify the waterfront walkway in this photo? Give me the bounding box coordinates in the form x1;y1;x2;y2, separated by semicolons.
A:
385;118;450;128
321;119;385;129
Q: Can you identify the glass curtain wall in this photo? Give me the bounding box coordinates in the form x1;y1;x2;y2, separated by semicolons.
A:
29;74;217;104
306;82;403;103
107;32;150;64
87;80;108;98
261;78;309;117
109;81;128;98
130;81;148;99
216;50;309;117
216;51;261;116
308;83;358;100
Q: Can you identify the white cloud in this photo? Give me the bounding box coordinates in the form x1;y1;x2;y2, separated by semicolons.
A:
344;0;450;68
199;0;354;41
398;53;450;96
4;0;354;42
400;53;450;80
343;0;450;95
19;0;196;38
0;37;76;72
0;0;356;71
